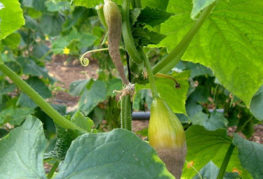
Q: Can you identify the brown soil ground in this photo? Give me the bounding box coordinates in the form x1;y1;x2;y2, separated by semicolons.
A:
46;55;263;144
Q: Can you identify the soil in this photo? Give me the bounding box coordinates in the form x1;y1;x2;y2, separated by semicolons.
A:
46;55;263;144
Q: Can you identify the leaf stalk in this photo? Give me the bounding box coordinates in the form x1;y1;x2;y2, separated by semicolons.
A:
217;143;235;179
0;63;85;132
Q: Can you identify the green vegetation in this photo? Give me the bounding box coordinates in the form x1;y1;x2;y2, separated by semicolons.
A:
0;0;262;178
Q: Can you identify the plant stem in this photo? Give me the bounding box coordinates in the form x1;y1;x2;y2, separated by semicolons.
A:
0;63;85;132
132;0;141;8
217;116;250;179
152;3;216;74
122;0;158;98
121;95;132;130
47;161;59;179
217;143;235;179
236;116;253;133
140;49;159;99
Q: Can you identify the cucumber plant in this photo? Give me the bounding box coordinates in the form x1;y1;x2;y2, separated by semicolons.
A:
0;0;263;179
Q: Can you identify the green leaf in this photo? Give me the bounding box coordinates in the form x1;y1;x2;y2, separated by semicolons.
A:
0;116;47;178
156;71;189;114
141;0;169;10
0;128;8;138
137;7;173;27
233;134;263;179
191;0;216;19
73;0;122;8
40;14;64;37
18;57;51;79
190;111;228;131
79;80;107;115
51;29;97;54
250;86;263;121
133;89;152;111
22;0;46;11
71;111;94;132
79;33;98;49
32;43;50;60
2;33;21;49
17;77;52;108
25;7;42;19
45;1;71;12
185;99;202;117
0;82;15;95
182;125;251;178
178;61;213;78
0;107;34;126
159;0;263;106
224;172;242;179
25;77;52;99
0;0;25;40
55;129;174;179
133;27;166;46
106;78;122;97
193;161;241;179
131;8;141;25
69;79;90;96
135;71;189;114
24;15;38;30
193;161;219;179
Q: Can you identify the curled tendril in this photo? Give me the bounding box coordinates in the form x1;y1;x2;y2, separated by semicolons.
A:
80;57;90;67
79;48;109;67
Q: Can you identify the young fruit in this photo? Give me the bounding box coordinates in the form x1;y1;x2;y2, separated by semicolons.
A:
104;0;129;85
149;98;187;178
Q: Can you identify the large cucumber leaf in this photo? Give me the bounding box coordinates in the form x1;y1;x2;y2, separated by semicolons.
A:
233;134;263;179
0;0;25;40
250;86;263;121
182;126;252;178
141;0;169;10
0;116;47;179
159;0;263;106
55;129;174;179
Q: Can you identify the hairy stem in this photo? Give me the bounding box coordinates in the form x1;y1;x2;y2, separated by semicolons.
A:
217;117;251;179
140;49;159;99
152;3;216;74
0;63;85;132
132;0;141;8
217;143;235;179
121;95;132;130
122;0;158;98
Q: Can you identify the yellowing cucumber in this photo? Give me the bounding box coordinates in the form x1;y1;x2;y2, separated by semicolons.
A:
149;98;187;178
